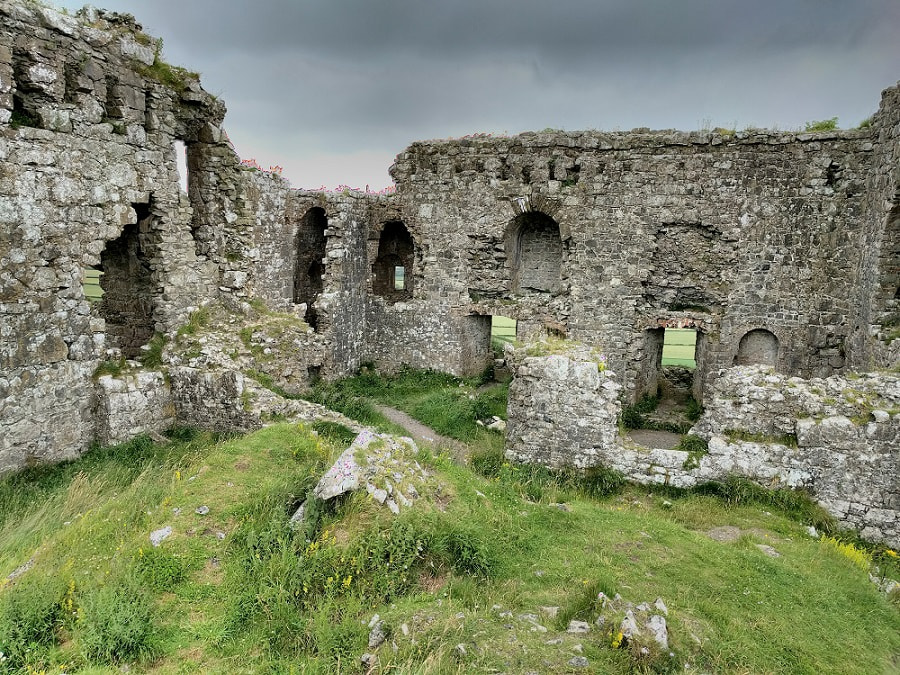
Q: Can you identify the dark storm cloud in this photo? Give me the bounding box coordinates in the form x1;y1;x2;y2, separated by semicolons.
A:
53;0;900;187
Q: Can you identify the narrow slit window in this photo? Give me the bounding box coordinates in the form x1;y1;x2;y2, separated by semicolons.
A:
393;266;406;290
174;140;188;194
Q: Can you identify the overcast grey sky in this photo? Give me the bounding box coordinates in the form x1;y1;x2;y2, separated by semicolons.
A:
54;0;900;190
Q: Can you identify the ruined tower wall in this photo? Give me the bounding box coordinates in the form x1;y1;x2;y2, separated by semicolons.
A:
248;187;373;378
0;2;239;470
852;83;900;370
389;119;886;400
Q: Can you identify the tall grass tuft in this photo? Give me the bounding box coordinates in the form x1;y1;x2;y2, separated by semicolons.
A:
691;476;836;532
77;578;157;664
0;576;66;667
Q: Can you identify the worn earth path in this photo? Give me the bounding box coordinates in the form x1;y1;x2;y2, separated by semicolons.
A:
373;404;467;460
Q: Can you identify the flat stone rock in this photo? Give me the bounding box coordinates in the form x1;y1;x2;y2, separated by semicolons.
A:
646;614;669;649
707;525;742;542
755;543;781;558
368;620;387;648
150;526;172;547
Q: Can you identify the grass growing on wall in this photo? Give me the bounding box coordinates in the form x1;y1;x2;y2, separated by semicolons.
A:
0;425;897;673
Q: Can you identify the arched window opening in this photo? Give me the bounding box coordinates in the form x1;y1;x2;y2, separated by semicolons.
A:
733;329;779;367
98;203;155;359
294;207;328;329
373;221;414;301
507;211;562;293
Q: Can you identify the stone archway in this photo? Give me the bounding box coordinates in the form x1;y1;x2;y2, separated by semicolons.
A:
294;207;328;328
98;203;155;358
734;329;779;367
373;221;414;302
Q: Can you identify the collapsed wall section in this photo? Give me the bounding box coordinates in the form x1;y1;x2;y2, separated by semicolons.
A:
505;355;899;546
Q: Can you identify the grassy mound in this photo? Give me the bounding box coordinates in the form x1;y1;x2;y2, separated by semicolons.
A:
0;422;897;673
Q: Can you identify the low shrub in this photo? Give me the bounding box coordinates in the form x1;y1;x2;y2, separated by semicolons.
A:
310;420;358;447
494;461;626;502
620;394;659;430
820;536;870;572
685;396;704;422
579;464;627;498
0;576;65;667
429;521;498;577
804;117;838;132
135;547;188;592
469;443;504;478
139;333;167;368
77;579;156;664
555;578;616;630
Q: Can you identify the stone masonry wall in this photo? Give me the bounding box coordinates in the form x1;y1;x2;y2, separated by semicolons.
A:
692;366;899;546
390;84;900;401
364;302;492;377
249;187;374;378
852;83;900;370
95;369;174;445
506;357;899;546
505;352;622;468
0;1;240;471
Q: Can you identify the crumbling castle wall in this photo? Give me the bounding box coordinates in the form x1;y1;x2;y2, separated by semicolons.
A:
0;1;245;469
389;87;900;400
506;355;899;546
1;0;896;554
852;84;900;370
505;352;622;468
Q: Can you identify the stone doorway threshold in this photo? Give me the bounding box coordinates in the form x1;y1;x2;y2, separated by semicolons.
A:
627;429;682;450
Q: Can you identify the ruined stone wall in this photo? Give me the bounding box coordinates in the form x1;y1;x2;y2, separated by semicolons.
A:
249;187;373;378
95;370;174;445
692;367;899;547
169;367;260;434
506;357;899;546
505;353;622;468
851;83;900;369
364;302;492;376
0;1;238;470
389;99;898;400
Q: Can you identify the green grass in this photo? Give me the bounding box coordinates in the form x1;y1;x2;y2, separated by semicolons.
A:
662;328;696;368
0;426;897;673
304;367;508;457
83;267;103;302
491;315;516;343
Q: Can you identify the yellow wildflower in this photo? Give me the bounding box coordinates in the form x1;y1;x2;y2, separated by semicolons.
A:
611;630;624;649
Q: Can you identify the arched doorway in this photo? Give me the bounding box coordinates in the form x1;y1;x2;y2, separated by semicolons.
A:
294;207;328;328
98;203;155;358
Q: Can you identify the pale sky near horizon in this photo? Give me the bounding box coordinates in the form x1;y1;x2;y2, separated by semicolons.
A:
52;0;900;191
